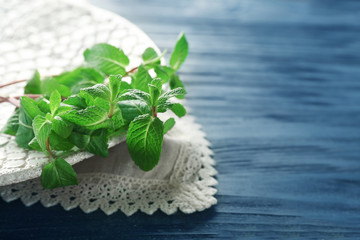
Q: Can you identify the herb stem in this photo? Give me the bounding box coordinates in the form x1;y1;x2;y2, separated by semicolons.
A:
0;94;42;107
108;103;115;118
0;79;27;88
125;66;139;76
151;106;157;118
46;136;53;159
0;75;57;89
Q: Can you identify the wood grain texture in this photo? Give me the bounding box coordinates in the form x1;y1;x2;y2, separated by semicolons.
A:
1;0;360;239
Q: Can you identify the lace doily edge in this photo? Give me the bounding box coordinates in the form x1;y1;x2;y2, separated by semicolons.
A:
1;115;218;216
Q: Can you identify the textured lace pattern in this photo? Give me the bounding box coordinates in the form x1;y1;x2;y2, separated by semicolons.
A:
1;115;217;215
0;0;217;215
0;0;157;186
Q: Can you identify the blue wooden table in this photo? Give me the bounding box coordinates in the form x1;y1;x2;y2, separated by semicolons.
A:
1;0;360;239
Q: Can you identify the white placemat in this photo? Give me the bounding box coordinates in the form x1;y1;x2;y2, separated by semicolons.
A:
0;0;217;215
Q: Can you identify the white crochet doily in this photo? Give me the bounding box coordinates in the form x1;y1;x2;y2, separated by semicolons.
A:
0;0;217;215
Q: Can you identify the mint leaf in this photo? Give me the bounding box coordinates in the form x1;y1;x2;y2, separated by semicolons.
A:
37;98;50;113
55;67;105;94
119;81;132;94
69;132;90;149
84;43;129;75
20;96;43;119
52;116;73;138
68;130;108;157
127;114;164;171
163;118;175;134
86;130;109;157
16;102;36;149
111;105;124;127
49;132;74;151
61;105;111;130
28;137;42;151
109;75;122;101
154;66;170;83
169;33;188;70
80;84;110;101
94;97;110;112
41;77;71;97
170;103;186;117
49;90;61;115
142;47;160;64
119;89;151;105
55;105;72;115
157;87;186;105
118;100;151;123
41;158;78;189
169;74;185;99
2;110;19;136
32;115;52;152
63;95;87;109
132;65;152;92
24;70;41;94
148;79;162;105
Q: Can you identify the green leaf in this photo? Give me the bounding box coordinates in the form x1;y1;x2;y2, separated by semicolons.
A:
132;65;152;92
32;115;52;152
61;105;111;130
157;87;187;106
49;90;61;115
127;114;164;171
148;79;162;105
86;130;109;157
119;89;151;105
69;132;90;149
169;74;185;99
41;77;71;97
52;116;73;138
68;130;108;157
24;70;41;94
84;43;129;75
111;105;124;127
119;81;132;94
20;96;43;119
94;97;110;112
80;84;110;101
41;158;78;189
55;105;72;115
49;132;74;151
109;75;122;101
142;47;160;64
1;110;19;136
16;109;34;149
169;33;188;70
163;118;175;134
28;137;42;151
15;97;43;149
37;98;50;113
55;67;105;94
63;95;87;109
154;66;170;83
170;103;186;117
118;100;151;123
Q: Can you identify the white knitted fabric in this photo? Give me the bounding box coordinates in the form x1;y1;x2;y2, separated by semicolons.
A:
0;0;217;215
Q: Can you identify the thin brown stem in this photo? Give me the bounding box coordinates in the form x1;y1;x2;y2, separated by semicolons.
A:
0;74;57;89
0;94;42;107
151;106;157;118
0;79;27;88
125;66;139;76
46;136;53;159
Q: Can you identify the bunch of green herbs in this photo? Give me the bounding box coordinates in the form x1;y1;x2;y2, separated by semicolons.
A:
1;33;189;189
